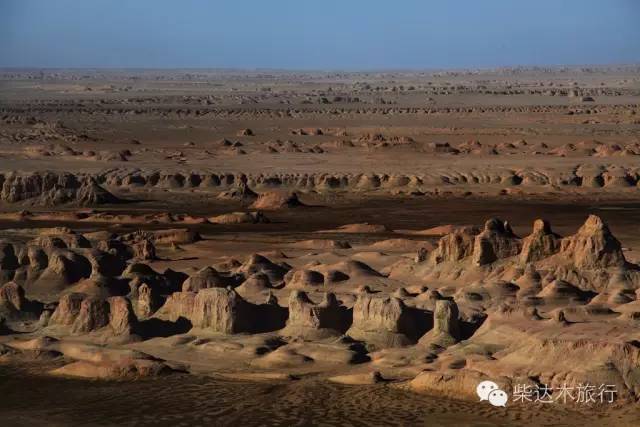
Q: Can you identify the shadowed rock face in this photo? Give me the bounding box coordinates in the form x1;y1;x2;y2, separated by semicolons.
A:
283;291;349;339
49;293;85;326
181;267;231;292
520;219;561;263
0;282;42;326
347;294;419;348
559;214;626;269
108;296;137;335
0;281;25;311
133;239;156;261
134;283;159;319
71;297;110;334
472;218;522;266
0;242;19;271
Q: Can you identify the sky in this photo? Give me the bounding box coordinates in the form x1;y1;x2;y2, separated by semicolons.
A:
1;0;639;70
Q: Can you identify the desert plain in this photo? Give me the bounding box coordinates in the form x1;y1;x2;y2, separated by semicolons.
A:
1;66;640;426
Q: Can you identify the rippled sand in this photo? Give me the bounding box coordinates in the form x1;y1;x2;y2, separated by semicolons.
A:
1;365;637;427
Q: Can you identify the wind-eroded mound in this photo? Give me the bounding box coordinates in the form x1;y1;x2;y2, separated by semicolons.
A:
250;191;305;210
0;172;121;207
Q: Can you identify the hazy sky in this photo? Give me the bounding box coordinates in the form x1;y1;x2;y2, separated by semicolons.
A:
1;0;639;69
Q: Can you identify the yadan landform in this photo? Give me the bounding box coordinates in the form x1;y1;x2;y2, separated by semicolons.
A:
1;66;640;425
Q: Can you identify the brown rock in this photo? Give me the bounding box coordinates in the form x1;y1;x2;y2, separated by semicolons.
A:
133;239;156;261
283;291;348;339
50;293;86;326
347;294;418;348
71;297;110;334
430;227;480;264
519;219;561;263
191;288;253;333
559;215;626;269
472;218;521;266
108;296;137;335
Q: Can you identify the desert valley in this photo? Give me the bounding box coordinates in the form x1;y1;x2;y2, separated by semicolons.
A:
0;66;640;426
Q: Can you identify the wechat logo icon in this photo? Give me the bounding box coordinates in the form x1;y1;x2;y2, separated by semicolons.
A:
477;380;508;407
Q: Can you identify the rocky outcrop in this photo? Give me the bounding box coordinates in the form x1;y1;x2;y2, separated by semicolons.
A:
284;269;325;289
108;296;137;335
347;294;419;348
155;291;196;322
250;191;305;210
181;266;231;292
0;172;120;206
50;294;137;336
559;215;626;269
430;227;479;264
519;219;561;263
29;250;92;300
472;218;521;266
49;293;85;326
0;282;42;326
134;283;159;318
133;239;156;261
237;254;290;283
30;230;91;250
71;297;110;334
235;273;272;294
419;299;461;347
282;291;349;339
190;288;254;333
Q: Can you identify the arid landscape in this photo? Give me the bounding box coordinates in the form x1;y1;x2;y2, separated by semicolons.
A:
1;66;640;426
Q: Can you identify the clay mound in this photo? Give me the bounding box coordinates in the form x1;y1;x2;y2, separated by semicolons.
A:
537;279;595;303
328;260;384;278
235;273;273;294
319;223;391;234
50;347;172;379
250;346;313;369
282;291;349;339
209;211;269;224
347;293;420;348
250;191;305;210
514;265;543;298
284;269;325;289
237;254;290;283
181;266;232;292
64;274;127;300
